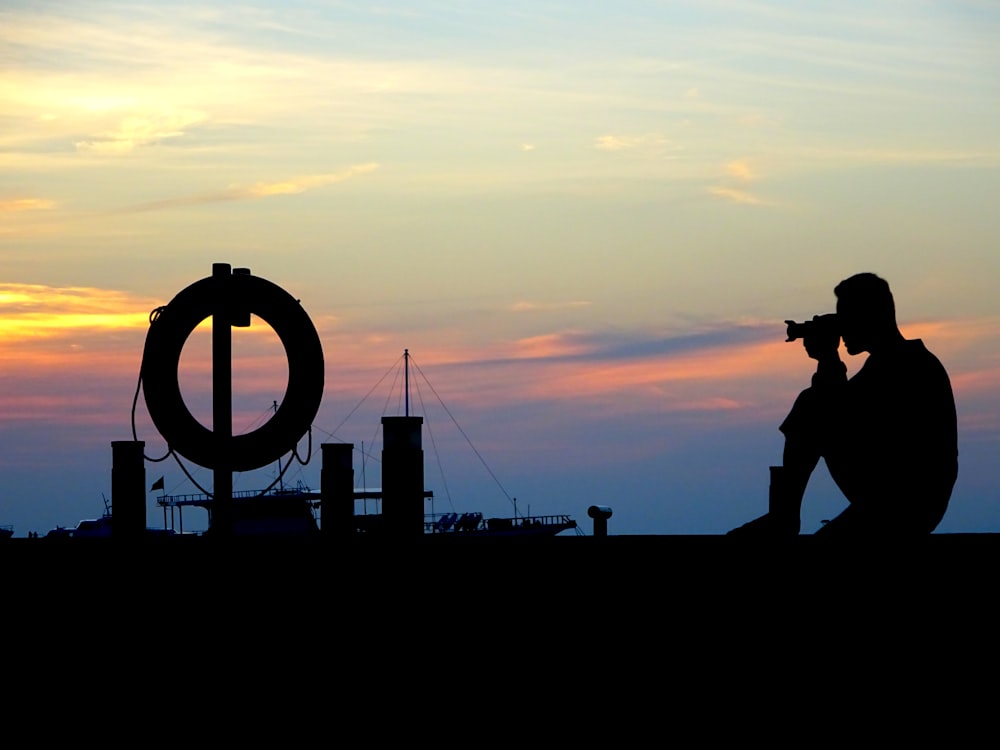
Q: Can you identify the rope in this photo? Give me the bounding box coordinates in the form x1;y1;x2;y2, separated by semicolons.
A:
413;372;455;513
321;354;403;445
409;356;517;511
131;308;172;463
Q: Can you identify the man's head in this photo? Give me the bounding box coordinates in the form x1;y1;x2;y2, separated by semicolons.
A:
834;272;898;355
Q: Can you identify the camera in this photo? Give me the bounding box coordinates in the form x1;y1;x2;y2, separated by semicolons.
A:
785;313;839;342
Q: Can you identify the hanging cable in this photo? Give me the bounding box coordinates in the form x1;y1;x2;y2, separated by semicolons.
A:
321;354;404;444
413;372;455;513
172;451;213;498
409;356;517;509
131;306;173;463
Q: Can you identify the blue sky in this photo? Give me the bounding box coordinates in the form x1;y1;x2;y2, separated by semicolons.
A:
2;1;999;534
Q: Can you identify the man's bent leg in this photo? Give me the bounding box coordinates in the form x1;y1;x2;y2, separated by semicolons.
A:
727;388;823;537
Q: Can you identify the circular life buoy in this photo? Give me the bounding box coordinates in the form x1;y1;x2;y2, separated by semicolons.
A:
142;272;324;472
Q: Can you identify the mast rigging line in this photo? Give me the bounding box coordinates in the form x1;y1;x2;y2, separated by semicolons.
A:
407;355;517;512
286;350;518;516
411;365;455;514
313;354;405;450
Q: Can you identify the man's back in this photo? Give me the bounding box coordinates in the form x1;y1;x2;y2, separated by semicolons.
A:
825;338;958;534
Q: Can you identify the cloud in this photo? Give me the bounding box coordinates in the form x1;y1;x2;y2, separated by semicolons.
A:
244;169;379;197
725;160;754;182
119;163;379;213
0;282;293;433
75;109;208;154
509;333;592;360
509;300;590;312
709;160;765;205
0;199;56;212
0;284;154;343
708;186;764;205
397;322;802;420
594;134;671;152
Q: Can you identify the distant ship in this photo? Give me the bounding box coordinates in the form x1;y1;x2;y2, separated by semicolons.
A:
154;350;578;538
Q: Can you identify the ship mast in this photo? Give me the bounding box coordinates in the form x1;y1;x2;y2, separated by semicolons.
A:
404;348;410;417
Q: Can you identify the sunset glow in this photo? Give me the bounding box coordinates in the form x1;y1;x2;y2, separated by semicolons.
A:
2;1;999;535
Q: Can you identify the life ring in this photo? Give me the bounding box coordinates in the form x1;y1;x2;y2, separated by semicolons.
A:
142;272;324;472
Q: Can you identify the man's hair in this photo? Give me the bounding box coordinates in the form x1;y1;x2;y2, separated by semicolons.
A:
834;272;896;323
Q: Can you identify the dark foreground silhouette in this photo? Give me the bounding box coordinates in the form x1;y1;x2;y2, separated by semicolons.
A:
730;273;958;538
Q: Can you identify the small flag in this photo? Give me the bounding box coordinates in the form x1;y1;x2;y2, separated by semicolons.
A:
150;476;164;492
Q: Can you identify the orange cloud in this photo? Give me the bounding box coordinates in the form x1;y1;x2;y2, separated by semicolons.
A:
0;198;56;212
708;186;764;205
119;163;379;212
709;159;767;205
320;329;803;427
5;296;998;455
510;339;798;408
726;160;754;182
0;283;154;343
594;134;671;151
75;109;208;154
0;283;299;447
321;315;1000;432
508;333;592;360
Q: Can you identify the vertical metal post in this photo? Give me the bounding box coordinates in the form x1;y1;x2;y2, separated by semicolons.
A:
212;263;233;535
321;443;355;537
112;440;145;539
381;416;424;536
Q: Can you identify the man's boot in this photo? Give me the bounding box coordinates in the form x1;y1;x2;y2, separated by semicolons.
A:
768;465;805;535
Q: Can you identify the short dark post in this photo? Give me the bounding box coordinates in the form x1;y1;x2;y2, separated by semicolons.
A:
381;417;424;536
112;440;146;539
321;443;354;536
588;505;613;538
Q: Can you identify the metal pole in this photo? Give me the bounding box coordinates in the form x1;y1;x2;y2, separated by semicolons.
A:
112;440;146;539
321;443;354;537
212;262;233;535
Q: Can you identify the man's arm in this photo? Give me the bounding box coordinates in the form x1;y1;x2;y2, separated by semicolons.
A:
803;316;847;388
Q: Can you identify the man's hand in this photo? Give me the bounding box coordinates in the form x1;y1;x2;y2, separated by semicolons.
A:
803;315;841;363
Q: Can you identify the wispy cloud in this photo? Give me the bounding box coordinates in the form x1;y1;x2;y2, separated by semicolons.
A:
708;186;764;205
709;159;767;205
0;199;56;212
508;333;591;360
75;109;208;154
725;160;754;181
509;300;590;312
119;163;379;213
0;282;292;430
374;315;1000;423
0;284;154;342
594;134;672;152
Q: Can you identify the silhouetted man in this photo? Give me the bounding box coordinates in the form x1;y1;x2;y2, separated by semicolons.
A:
730;273;958;538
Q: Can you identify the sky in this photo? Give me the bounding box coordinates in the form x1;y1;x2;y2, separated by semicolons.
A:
2;0;999;535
